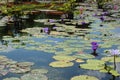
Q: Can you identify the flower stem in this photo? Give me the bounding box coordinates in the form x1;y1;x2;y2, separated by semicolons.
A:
114;55;116;70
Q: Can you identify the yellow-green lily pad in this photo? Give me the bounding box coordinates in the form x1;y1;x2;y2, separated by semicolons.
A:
53;55;76;61
49;61;74;68
71;75;99;80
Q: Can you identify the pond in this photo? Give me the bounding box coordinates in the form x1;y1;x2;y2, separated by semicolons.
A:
0;11;120;80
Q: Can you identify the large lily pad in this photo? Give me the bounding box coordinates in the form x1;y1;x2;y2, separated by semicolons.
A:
53;55;76;61
101;57;120;62
3;77;20;80
49;61;74;68
71;75;99;80
21;73;48;80
80;59;105;70
74;54;95;59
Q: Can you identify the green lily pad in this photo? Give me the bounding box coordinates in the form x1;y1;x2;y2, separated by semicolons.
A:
53;55;76;61
21;73;48;80
101;57;120;62
110;70;120;76
74;54;95;59
17;62;34;67
49;61;74;68
80;59;105;70
75;59;85;63
31;69;48;74
3;77;20;80
71;75;99;80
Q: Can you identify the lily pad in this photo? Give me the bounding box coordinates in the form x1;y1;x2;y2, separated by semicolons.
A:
71;75;99;80
31;69;48;74
17;62;34;67
101;57;120;62
75;59;84;63
21;73;48;80
49;61;74;68
3;77;20;80
53;55;76;61
74;54;95;59
80;59;105;70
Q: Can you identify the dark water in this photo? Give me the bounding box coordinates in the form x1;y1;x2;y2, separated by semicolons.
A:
0;13;120;80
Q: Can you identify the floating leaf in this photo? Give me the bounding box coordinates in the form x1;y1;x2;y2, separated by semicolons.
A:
3;77;20;80
75;59;84;63
74;54;95;59
101;57;120;62
49;61;74;68
80;59;105;70
53;55;76;61
21;73;48;80
110;70;120;76
71;75;99;80
31;69;48;74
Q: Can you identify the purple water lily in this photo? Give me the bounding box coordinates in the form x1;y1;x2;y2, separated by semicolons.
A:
91;42;98;56
109;49;120;70
91;42;98;50
100;16;104;21
49;19;55;23
81;22;86;25
43;27;49;33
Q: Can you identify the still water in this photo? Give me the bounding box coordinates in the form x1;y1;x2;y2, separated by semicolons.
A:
0;13;120;80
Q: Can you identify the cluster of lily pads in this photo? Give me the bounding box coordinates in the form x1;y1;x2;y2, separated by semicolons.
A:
3;68;48;80
0;55;34;76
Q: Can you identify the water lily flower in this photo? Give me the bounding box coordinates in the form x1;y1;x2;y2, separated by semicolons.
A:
114;5;118;10
100;16;104;21
91;42;98;56
81;22;86;25
43;27;49;33
49;19;55;23
109;49;120;56
91;42;98;50
109;49;120;70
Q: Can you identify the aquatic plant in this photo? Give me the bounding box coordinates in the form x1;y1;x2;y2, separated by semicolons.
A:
71;75;99;80
53;55;76;61
91;42;98;56
109;49;120;70
49;61;74;68
100;16;104;22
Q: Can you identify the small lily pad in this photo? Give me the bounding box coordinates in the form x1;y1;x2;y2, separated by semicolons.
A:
75;59;84;63
31;69;48;74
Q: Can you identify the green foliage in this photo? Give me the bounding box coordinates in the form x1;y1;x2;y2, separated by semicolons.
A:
71;75;99;80
57;0;76;12
0;4;45;15
49;61;74;68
